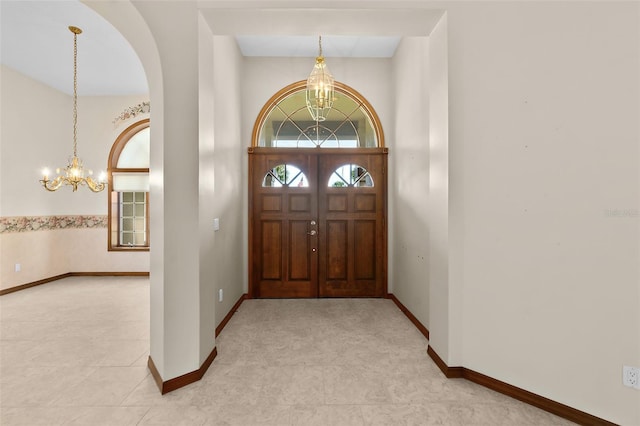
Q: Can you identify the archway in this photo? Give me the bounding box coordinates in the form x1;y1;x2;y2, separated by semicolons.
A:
248;81;388;298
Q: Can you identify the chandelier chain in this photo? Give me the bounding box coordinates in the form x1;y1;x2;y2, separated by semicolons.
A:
318;35;323;57
72;29;78;158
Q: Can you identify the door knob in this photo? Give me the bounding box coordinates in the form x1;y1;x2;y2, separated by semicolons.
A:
308;230;317;236
310;220;316;225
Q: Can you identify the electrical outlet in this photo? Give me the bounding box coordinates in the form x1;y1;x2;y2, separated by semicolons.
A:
218;289;223;302
14;263;21;272
623;366;640;389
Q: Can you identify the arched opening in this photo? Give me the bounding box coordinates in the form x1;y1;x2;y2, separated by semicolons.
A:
252;80;384;148
248;81;388;299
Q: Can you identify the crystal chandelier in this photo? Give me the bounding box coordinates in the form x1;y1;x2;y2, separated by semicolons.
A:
40;26;106;192
306;36;335;122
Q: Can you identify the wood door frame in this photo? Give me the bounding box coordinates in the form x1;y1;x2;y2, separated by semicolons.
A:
248;147;388;298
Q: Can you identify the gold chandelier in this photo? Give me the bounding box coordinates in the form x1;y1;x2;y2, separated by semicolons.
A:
305;36;335;122
40;26;106;192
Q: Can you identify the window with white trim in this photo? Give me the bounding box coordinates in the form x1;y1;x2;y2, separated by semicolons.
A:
108;119;150;251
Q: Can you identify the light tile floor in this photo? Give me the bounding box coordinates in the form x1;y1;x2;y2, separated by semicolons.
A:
0;276;575;425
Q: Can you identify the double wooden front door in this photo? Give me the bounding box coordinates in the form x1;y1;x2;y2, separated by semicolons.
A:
249;148;387;298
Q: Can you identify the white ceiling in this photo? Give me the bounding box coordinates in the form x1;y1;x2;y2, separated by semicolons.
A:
1;1;440;96
235;35;400;58
0;0;148;96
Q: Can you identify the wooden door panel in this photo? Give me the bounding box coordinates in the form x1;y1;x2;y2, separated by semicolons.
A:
262;194;282;211
261;220;282;280
326;220;348;280
327;194;347;212
249;148;386;299
354;220;376;280
258;280;314;298
289;194;311;212
289;220;311;280
354;194;376;212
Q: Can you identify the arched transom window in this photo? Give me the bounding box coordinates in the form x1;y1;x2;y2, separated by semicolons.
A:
253;81;384;149
108;119;150;251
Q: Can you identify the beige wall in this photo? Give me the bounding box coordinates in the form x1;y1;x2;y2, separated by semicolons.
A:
1;65;73;217
390;36;431;329
1;228;149;288
378;2;639;424
23;2;639;424
209;34;245;328
197;27;247;330
1;229;68;286
0;65;150;290
440;3;639;424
